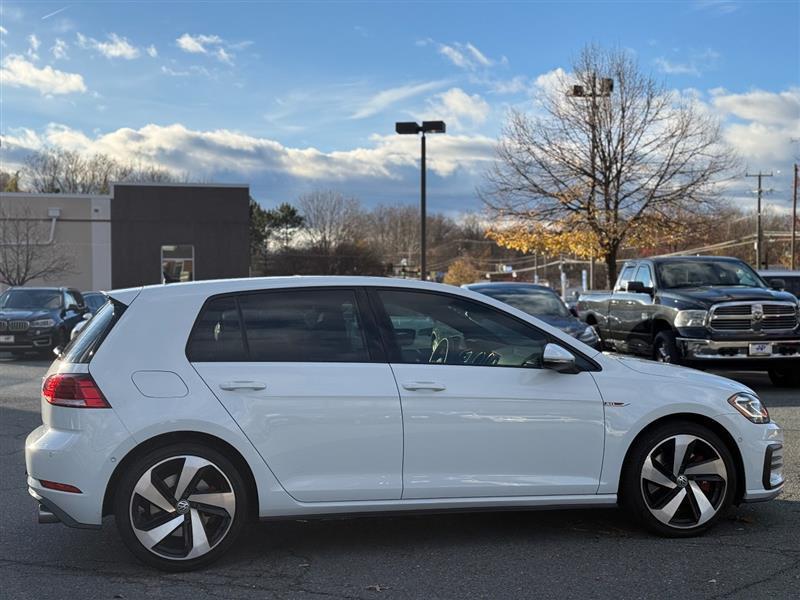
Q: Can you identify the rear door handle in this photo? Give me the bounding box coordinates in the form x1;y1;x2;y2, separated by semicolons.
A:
219;381;266;391
402;381;446;392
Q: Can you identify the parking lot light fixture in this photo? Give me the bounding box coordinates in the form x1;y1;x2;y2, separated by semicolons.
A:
395;120;446;280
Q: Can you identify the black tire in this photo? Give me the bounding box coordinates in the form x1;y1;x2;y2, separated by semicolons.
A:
621;421;737;537
768;367;800;388
114;443;250;571
653;330;680;364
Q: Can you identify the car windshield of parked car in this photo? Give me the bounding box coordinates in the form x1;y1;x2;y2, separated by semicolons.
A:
657;261;766;289
0;289;62;310
477;288;571;318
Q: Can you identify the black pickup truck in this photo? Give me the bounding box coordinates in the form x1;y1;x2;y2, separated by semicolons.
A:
576;256;800;386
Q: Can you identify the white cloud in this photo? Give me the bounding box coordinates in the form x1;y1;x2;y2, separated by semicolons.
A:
438;41;499;70
146;44;158;58
0;26;7;35
0;54;86;94
216;47;233;65
655;48;720;77
654;58;700;77
77;32;140;59
351;80;449;119
51;38;68;60
426;88;490;129
27;33;40;59
176;33;221;54
1;122;494;181
711;88;800;126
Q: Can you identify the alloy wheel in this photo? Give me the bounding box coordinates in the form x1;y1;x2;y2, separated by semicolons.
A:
129;455;236;561
640;434;727;529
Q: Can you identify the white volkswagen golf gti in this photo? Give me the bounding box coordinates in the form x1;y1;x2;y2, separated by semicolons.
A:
26;277;784;570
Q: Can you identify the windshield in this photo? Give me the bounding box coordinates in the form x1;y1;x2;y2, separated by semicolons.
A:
478;288;571;318
656;261;766;289
0;289;62;310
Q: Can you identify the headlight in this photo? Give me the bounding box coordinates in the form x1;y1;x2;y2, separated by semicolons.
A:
728;392;770;424
674;310;708;328
30;319;56;328
577;325;598;343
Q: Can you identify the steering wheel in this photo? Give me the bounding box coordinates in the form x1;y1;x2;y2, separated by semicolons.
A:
429;337;449;364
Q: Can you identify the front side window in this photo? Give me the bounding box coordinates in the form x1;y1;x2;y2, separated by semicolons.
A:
616;265;636;290
376;290;548;368
187;289;370;363
634;266;653;288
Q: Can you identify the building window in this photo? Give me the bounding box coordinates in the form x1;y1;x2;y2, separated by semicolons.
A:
161;245;194;284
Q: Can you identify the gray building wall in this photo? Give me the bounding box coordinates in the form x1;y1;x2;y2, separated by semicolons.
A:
109;183;250;289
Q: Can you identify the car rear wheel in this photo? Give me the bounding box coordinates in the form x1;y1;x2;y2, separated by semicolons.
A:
622;421;736;537
114;443;249;571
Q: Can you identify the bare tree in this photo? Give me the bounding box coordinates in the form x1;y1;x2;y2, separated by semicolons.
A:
22;148;177;194
483;45;738;286
298;191;363;252
0;202;74;286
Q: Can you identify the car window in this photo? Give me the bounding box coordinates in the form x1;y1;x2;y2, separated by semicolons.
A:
239;290;368;362
64;291;79;309
376;290;549;368
186;296;248;362
0;289;62;309
657;261;764;289
187;289;370;363
634;266;653;288
62;300;125;364
616;265;636;290
476;287;571;318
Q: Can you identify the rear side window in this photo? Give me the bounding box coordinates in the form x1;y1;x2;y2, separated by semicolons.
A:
186;297;247;362
62;300;125;364
187;289;370;363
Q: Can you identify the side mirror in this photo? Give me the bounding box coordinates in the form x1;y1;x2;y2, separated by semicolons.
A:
769;278;786;291
542;343;579;374
82;312;93;321
625;281;653;295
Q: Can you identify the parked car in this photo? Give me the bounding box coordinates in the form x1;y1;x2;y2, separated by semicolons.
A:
463;282;600;348
576;256;800;386
758;269;800;297
0;287;87;356
26;276;784;570
70;292;108;341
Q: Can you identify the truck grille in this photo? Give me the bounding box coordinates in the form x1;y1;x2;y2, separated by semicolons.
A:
709;302;798;333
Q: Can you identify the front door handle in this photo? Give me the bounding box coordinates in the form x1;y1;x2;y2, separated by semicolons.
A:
219;381;266;391
402;381;446;392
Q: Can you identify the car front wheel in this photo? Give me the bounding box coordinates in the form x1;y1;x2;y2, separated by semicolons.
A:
653;330;680;364
114;443;249;571
622;421;736;537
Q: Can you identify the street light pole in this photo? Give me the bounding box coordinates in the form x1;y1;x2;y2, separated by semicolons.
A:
792;163;798;271
746;171;773;269
396;120;446;281
420;131;426;281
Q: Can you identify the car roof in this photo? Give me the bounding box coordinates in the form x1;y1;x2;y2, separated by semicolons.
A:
6;286;65;291
634;256;747;265
758;270;800;276
464;282;557;294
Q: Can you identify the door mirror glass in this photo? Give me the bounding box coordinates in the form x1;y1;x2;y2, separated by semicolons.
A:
542;343;579;374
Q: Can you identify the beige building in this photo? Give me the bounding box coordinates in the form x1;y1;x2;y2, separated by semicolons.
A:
0;192;112;292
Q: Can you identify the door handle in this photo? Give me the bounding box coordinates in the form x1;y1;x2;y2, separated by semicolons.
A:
402;381;446;392
219;381;266;391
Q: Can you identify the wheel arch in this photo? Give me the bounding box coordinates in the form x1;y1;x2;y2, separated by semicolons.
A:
102;430;259;518
617;412;746;503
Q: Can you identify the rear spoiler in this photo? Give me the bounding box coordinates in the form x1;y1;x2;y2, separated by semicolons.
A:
105;286;142;307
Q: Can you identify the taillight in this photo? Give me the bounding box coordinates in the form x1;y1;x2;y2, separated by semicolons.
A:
42;373;110;408
40;480;82;493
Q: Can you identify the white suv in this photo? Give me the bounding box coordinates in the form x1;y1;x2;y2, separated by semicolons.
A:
26;277;784;570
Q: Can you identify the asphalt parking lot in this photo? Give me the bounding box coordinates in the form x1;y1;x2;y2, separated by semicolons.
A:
1;355;798;600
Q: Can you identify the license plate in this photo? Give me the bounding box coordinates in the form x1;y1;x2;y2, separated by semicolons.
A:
0;335;13;343
749;343;772;356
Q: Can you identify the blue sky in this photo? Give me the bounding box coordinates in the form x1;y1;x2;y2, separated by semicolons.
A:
1;0;798;214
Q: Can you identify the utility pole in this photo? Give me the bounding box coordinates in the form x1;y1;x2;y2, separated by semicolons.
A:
746;171;773;269
792;164;798;271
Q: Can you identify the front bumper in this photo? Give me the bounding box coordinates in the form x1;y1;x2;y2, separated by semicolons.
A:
677;337;800;364
0;330;55;351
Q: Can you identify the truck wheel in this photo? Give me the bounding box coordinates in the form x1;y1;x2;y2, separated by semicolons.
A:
768;367;800;388
654;331;680;364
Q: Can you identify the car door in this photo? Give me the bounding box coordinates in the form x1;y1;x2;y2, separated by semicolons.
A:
370;288;605;499
189;287;403;502
618;265;657;355
608;264;637;347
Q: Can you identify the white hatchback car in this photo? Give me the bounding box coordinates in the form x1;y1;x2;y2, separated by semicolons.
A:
26;277;784;570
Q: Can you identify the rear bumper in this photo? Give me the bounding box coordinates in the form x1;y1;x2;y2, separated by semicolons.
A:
677;337;800;366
